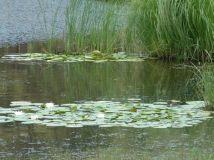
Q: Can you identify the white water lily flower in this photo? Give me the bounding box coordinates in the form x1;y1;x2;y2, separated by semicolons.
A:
14;111;24;116
96;113;105;118
45;103;55;108
30;115;39;120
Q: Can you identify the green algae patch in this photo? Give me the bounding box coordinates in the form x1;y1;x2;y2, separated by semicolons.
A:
0;100;212;128
1;52;145;63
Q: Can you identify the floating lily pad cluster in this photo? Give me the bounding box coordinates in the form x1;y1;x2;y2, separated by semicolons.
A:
0;100;212;128
1;52;144;63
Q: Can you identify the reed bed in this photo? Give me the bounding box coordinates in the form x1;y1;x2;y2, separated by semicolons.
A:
65;0;128;54
130;0;214;61
37;0;214;61
198;65;214;109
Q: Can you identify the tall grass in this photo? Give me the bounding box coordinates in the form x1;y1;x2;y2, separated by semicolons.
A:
129;0;214;61
198;65;214;110
36;0;214;60
65;0;128;54
37;0;63;53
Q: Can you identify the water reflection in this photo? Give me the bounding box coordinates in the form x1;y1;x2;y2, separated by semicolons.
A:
0;60;197;106
0;48;208;159
0;0;212;158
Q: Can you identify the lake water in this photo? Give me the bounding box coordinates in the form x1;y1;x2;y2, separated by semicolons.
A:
0;0;67;46
0;0;213;159
0;58;213;159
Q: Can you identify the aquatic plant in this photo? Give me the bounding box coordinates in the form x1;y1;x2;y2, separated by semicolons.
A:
34;0;138;54
0;100;211;128
198;65;214;110
37;0;63;53
0;52;144;63
129;0;214;61
65;0;128;54
35;0;214;61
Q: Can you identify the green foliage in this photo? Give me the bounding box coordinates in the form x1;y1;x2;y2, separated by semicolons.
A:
0;100;210;128
65;0;127;54
199;65;214;109
1;53;144;62
37;0;63;53
70;105;78;112
129;0;214;61
36;0;214;61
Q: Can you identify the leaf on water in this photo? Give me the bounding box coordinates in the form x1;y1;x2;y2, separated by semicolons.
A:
53;110;67;115
70;105;78;112
0;118;13;123
41;104;46;109
11;101;32;106
0;100;211;129
21;120;40;125
99;124;115;128
45;123;66;127
66;124;83;128
1;53;145;63
129;107;137;112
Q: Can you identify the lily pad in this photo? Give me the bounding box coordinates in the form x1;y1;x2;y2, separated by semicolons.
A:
0;100;212;128
1;53;145;63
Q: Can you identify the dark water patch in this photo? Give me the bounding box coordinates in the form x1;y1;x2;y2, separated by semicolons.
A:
0;61;198;106
0;59;212;159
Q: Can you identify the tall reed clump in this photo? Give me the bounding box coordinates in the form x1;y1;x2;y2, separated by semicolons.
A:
129;0;214;61
198;65;214;110
65;0;128;54
126;0;158;55
37;0;63;53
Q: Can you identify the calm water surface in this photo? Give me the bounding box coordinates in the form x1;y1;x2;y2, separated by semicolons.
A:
0;0;67;46
0;59;213;159
0;1;213;159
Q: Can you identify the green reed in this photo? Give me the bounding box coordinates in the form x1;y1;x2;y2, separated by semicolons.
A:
198;64;214;109
65;0;128;54
37;0;63;53
36;0;214;61
129;0;214;61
